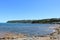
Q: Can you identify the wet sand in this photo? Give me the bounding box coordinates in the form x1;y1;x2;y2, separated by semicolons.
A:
0;31;51;40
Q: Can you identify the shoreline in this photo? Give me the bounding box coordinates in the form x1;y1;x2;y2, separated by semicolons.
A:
0;24;60;40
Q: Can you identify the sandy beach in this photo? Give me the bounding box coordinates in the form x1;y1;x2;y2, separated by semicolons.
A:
0;33;51;40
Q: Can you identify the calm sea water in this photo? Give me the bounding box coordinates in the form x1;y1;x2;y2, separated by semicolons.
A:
0;23;56;36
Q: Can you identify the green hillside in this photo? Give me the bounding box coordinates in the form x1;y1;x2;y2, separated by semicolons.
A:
7;18;60;24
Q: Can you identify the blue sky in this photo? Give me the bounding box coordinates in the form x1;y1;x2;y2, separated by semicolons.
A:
0;0;60;22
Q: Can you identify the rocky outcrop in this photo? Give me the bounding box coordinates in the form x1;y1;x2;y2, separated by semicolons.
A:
49;25;60;40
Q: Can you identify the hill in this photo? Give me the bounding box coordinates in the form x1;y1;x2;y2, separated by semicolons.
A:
7;18;60;24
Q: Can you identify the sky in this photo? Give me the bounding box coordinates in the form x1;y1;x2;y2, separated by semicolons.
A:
0;0;60;22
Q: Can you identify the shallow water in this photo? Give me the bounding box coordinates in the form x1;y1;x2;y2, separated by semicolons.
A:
0;23;56;36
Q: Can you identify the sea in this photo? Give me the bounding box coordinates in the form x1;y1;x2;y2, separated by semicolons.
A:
0;23;57;36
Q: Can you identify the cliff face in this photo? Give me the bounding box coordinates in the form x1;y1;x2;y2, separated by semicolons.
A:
7;18;60;24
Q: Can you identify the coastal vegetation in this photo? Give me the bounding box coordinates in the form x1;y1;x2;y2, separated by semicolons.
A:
7;18;60;24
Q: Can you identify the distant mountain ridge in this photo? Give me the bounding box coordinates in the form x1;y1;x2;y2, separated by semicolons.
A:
7;18;60;24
